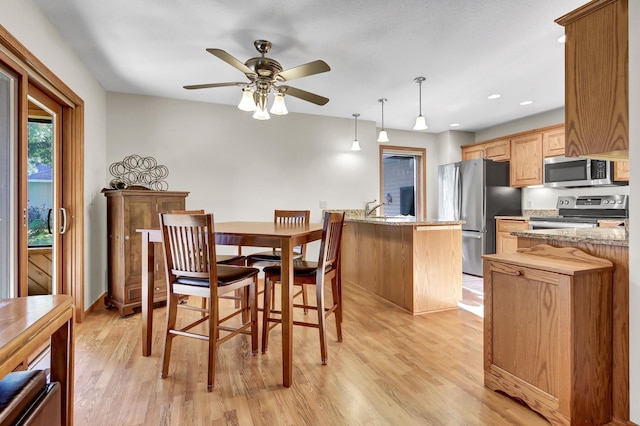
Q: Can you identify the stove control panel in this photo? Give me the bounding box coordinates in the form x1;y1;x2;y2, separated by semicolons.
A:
556;195;628;210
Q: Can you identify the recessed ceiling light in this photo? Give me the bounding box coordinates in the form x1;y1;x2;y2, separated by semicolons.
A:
487;94;501;100
519;100;534;106
450;123;460;127
557;34;567;43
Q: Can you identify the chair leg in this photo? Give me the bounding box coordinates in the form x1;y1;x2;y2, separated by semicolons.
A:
316;281;328;365
207;294;217;392
161;293;179;378
331;276;343;342
300;284;309;314
250;276;258;355
261;276;272;353
241;286;250;324
201;297;207;317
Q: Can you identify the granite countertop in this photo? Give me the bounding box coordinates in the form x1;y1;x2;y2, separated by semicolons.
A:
511;227;628;247
495;209;559;220
345;217;464;226
325;209;462;226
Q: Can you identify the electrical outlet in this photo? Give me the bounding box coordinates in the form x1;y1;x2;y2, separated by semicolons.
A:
319;200;327;209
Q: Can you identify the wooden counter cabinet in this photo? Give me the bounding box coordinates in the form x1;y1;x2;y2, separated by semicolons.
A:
342;220;462;314
103;189;189;316
495;218;529;254
483;245;613;425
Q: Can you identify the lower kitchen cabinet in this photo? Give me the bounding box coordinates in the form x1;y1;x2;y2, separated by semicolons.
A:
483;244;613;425
495;218;528;254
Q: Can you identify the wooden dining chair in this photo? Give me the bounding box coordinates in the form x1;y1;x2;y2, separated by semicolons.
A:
246;209;311;312
159;213;259;391
261;212;345;365
246;209;311;266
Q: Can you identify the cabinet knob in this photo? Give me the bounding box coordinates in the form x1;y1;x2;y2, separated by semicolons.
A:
515;270;522;276
155;287;161;291
124;235;129;241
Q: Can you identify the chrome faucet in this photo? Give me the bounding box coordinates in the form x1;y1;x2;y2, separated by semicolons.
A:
365;199;386;217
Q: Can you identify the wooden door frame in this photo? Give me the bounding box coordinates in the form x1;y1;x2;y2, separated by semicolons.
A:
0;25;86;322
378;145;427;218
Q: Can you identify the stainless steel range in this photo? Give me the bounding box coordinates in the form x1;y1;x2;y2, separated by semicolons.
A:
528;195;628;230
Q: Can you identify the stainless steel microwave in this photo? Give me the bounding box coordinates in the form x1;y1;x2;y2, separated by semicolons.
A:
543;156;623;188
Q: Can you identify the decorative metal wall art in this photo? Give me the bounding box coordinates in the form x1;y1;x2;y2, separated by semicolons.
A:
109;155;169;190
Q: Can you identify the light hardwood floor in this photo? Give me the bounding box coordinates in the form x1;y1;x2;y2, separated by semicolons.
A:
73;282;549;425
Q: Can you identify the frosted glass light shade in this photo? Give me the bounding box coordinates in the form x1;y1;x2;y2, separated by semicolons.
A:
238;89;256;111
270;93;288;115
377;130;389;143
252;106;270;120
351;139;361;151
413;115;428;130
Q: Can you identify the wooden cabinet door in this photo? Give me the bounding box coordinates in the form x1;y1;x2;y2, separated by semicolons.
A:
461;145;484;161
485;140;510;161
614;161;629;181
558;0;628;158
510;133;543;187
123;196;155;288
542;126;565;157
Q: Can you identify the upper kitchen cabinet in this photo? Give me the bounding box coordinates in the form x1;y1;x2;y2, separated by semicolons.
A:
556;0;628;160
461;139;510;162
542;125;565;157
510;133;543;187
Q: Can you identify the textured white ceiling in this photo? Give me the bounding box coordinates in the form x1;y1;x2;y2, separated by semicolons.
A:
34;0;586;133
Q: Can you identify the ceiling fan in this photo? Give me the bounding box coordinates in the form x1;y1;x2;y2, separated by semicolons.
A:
184;40;330;119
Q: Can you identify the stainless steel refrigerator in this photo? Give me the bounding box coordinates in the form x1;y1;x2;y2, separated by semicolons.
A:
438;159;521;276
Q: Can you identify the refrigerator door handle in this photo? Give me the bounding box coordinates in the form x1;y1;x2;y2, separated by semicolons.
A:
462;230;483;239
455;166;462;220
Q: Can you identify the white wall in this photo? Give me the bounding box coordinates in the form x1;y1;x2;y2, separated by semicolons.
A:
106;92;442;257
628;0;639;420
1;0;108;310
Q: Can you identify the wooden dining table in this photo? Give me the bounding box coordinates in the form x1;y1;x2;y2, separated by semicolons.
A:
138;221;324;387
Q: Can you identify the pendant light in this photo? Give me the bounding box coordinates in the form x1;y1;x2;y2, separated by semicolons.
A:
377;98;389;142
351;113;361;151
413;76;428;130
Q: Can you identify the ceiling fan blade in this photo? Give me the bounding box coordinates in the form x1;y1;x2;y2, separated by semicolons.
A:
183;82;246;90
279;85;329;106
206;48;257;77
276;60;330;81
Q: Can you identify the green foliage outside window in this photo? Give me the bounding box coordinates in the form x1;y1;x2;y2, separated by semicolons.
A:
28;120;53;247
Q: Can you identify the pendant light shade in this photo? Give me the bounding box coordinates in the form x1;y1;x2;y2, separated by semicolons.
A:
238;88;257;111
413;77;428;130
377;98;389;142
351;113;361;151
270;93;288;115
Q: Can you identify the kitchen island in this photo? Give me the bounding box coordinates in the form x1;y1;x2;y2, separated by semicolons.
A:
341;217;464;315
511;226;630;424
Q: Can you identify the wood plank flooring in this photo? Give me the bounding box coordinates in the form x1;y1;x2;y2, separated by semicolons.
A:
73;282;549;425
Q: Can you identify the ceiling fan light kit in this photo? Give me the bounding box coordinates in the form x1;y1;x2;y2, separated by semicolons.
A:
413;76;429;130
351;113;361;151
185;39;330;120
377;98;389;143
